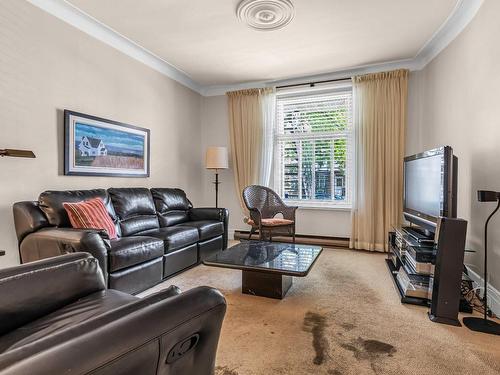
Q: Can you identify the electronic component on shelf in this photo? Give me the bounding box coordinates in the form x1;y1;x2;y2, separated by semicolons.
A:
406;246;435;275
396;268;430;299
403;226;435;244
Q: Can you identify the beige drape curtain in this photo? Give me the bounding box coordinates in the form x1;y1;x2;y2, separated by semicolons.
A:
227;88;274;212
350;69;409;252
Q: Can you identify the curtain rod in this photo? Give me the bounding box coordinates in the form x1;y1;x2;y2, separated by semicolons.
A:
276;77;351;89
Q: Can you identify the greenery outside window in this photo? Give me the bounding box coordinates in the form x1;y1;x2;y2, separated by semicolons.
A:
274;84;353;208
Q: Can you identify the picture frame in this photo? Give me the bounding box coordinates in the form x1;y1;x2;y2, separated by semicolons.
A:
64;110;150;177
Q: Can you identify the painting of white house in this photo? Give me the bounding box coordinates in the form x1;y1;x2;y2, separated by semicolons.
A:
78;135;108;157
64;110;150;177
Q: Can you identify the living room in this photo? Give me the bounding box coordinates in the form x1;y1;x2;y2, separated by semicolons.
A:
1;0;499;374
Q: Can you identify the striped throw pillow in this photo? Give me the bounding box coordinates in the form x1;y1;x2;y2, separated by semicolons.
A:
63;198;118;239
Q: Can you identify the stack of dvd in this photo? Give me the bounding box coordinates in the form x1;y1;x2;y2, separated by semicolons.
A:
389;227;436;302
406;246;435;275
396;268;431;299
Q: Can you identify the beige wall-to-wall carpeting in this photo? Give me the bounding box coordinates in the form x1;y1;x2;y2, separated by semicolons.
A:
0;0;203;267
407;0;500;297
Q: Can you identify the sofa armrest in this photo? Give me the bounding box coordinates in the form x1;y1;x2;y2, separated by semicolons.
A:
12;201;49;244
189;207;227;222
0;286;226;375
189;207;229;249
0;253;105;336
19;228;110;284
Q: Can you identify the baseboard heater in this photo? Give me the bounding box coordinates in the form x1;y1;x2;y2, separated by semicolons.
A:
233;230;349;248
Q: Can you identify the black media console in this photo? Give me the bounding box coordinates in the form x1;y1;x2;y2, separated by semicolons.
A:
386;217;471;325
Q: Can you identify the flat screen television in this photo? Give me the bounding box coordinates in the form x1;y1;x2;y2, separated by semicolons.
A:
403;146;457;233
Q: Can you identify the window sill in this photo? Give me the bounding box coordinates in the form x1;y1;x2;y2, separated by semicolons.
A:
284;201;352;211
297;206;351;211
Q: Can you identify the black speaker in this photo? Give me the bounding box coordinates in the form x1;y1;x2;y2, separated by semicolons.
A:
428;217;468;326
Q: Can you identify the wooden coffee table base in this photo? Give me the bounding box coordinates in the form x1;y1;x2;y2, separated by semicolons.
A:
241;270;293;299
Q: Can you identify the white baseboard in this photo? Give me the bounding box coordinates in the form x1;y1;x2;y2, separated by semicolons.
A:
466;268;500;316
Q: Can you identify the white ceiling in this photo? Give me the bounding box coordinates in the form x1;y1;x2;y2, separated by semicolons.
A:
66;0;458;87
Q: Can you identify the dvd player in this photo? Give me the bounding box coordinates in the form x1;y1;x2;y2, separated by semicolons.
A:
403;226;435;244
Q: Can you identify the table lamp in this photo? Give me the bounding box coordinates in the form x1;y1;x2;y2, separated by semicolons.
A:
205;147;228;208
463;190;500;335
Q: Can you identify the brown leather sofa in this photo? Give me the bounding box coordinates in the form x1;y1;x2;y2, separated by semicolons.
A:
0;252;226;375
13;188;229;294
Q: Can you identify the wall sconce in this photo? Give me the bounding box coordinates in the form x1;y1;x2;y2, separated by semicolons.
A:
0;149;36;158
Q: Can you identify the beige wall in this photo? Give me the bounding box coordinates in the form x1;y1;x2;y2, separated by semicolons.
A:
407;0;500;292
200;95;352;238
0;0;202;267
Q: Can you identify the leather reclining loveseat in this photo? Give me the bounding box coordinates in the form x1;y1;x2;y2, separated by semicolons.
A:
0;252;226;375
13;187;228;294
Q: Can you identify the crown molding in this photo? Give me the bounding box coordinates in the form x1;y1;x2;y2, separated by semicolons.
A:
27;0;483;97
412;0;484;69
27;0;202;94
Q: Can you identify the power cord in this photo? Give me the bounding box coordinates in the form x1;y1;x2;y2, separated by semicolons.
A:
460;278;495;318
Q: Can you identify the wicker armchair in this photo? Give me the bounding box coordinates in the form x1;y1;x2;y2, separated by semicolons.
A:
242;185;298;242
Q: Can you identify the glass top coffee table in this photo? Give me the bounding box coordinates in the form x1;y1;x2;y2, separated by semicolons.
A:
203;241;323;299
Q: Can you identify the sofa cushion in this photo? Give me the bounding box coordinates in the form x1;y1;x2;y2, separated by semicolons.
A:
108;188;159;236
0;289;136;353
38;189;117;228
63;198;118;240
179;220;224;241
108;236;164;272
151;188;191;227
138;227;199;253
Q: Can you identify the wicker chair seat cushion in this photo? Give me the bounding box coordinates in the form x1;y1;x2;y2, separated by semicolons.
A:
247;218;294;227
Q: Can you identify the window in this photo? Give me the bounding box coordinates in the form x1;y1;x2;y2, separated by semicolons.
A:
274;85;353;208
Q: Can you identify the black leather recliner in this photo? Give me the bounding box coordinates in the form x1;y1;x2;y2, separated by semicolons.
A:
13;188;229;294
0;252;226;375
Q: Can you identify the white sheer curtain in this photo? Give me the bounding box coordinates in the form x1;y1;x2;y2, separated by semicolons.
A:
259;88;276;186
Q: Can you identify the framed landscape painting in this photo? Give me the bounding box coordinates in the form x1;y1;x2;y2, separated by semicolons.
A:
64;110;150;177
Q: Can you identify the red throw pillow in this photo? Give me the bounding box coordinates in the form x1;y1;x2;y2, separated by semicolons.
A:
63;198;118;239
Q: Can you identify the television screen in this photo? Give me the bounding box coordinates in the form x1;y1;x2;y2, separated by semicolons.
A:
405;154;443;218
403;146;456;231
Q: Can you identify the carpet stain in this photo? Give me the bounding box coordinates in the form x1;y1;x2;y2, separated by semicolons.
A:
303;311;329;365
340;322;356;331
340;338;396;374
328;369;343;375
342;337;396;360
215;366;239;375
362;339;396;357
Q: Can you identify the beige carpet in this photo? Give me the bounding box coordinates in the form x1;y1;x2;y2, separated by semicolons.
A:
141;247;500;375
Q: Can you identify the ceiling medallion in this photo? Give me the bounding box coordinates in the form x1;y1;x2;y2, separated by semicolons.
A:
236;0;295;31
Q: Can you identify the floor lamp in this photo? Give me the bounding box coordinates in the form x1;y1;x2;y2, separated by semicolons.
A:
205;147;228;208
463;190;500;335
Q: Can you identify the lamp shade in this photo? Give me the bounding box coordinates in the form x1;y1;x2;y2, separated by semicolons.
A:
205;146;228;169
